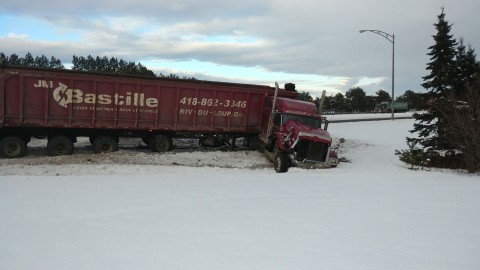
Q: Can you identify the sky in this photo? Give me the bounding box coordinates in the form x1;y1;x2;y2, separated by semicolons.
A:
1;0;479;98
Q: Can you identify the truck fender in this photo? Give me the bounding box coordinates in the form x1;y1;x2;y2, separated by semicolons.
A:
273;132;288;152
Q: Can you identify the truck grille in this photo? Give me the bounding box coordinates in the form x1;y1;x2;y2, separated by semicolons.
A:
294;140;329;162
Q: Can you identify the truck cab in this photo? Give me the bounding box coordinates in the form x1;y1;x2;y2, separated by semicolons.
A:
259;94;339;172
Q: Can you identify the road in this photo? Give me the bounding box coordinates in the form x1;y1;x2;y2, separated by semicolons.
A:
328;116;414;123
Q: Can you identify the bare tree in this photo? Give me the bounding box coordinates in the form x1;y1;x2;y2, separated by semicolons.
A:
436;77;480;172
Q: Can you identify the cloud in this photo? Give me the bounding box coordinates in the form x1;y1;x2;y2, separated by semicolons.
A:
6;32;29;38
1;0;479;96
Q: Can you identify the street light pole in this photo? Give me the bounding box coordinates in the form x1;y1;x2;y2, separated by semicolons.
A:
359;29;395;120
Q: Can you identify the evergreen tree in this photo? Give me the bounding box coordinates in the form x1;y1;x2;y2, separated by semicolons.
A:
397;90;427;111
0;52;64;68
401;8;480;171
71;55;155;76
454;38;480;99
0;53;6;67
375;90;391;103
346;87;367;112
34;55;49;67
409;8;458;151
22;52;35;66
7;53;22;65
320;95;334;113
298;91;313;102
364;96;376;112
332;93;347;113
48;56;64;69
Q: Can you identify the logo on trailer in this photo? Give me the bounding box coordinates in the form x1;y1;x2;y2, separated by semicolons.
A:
34;80;159;108
53;83;70;108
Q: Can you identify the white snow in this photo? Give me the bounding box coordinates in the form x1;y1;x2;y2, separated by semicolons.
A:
1;118;479;270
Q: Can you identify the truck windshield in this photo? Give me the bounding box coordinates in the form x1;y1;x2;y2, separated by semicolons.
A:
282;113;322;128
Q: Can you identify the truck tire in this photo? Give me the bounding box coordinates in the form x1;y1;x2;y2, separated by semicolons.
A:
93;136;118;154
47;135;74;156
273;151;289;173
0;136;27;158
149;134;173;152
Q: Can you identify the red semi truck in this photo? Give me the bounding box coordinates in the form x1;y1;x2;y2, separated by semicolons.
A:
0;65;339;172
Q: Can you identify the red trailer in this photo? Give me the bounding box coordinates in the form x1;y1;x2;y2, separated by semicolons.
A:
1;65;340;172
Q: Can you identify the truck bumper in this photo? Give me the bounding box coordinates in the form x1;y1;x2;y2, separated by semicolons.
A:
289;156;339;169
289;149;339;169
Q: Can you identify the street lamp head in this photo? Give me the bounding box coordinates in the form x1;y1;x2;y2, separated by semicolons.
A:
359;30;365;33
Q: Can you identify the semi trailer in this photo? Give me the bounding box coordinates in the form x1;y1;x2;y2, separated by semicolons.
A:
0;65;339;172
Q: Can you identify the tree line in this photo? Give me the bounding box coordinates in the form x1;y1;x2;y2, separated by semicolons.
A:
298;88;428;113
0;52;64;69
0;52;195;79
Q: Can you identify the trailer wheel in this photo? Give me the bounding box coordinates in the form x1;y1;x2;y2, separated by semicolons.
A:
273;151;289;173
47;136;74;156
141;137;150;146
149;134;173;152
93;136;118;154
0;136;27;158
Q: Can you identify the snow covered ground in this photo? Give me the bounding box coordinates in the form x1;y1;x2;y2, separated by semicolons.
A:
1;117;479;270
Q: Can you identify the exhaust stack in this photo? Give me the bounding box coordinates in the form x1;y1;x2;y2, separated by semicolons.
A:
318;90;326;115
266;82;280;138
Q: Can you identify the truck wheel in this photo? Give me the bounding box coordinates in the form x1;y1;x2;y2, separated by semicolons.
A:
0;136;27;158
149;134;173;152
47;136;74;156
273;151;289;173
93;136;118;154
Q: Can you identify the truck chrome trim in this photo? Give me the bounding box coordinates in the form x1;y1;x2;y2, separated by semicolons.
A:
291;132;331;148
